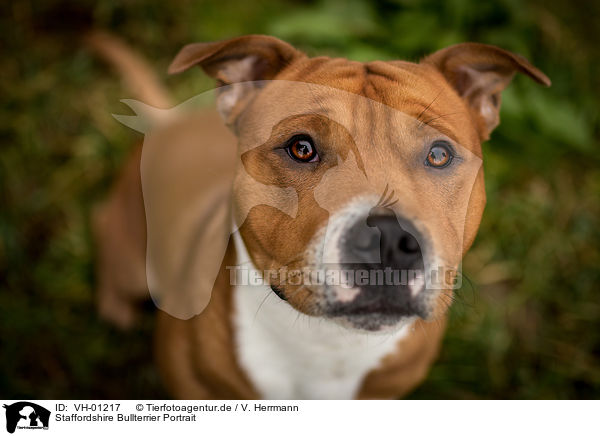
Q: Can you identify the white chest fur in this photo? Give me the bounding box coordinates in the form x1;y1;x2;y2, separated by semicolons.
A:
231;233;411;400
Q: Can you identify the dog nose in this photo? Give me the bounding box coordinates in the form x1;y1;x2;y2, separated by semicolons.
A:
347;215;423;269
331;214;428;326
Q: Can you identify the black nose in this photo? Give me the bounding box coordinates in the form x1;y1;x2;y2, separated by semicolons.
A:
345;214;423;270
331;214;428;326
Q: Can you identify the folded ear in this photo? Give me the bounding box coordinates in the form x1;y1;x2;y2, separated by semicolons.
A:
423;43;550;140
169;35;303;127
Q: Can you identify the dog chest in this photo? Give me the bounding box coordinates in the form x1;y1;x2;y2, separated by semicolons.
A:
232;279;410;400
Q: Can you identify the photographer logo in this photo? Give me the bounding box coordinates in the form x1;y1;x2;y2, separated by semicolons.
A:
3;402;50;433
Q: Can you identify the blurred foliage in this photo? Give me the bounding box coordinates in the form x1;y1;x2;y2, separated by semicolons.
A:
0;0;598;399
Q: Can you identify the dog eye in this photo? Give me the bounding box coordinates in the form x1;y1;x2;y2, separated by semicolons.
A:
425;141;453;168
285;135;319;163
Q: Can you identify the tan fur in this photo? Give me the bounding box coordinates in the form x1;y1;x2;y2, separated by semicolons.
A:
88;30;171;327
87;31;172;109
91;33;549;398
93;144;148;328
155;243;258;399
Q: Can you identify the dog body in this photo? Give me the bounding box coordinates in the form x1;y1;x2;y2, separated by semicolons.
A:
155;231;446;399
92;34;549;399
232;230;415;400
155;226;445;399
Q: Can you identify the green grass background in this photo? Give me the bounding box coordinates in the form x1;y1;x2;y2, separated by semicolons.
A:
0;0;598;399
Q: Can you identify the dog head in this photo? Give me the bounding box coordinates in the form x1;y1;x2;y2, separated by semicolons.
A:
169;35;550;331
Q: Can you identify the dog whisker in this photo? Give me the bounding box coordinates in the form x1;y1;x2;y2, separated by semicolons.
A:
253;290;275;322
416;89;443;123
383;198;398;209
422;111;464;128
376;184;389;207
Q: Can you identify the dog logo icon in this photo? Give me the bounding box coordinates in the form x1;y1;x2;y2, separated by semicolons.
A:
2;402;50;434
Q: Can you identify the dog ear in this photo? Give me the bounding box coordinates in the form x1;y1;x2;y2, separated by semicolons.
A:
169;35;303;126
423;43;550;140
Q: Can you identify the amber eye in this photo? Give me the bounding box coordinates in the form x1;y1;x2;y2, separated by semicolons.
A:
426;141;453;168
285;136;319;163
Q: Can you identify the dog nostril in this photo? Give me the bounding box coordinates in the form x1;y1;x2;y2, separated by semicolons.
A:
398;234;420;253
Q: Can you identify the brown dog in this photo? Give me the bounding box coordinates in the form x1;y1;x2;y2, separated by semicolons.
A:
91;33;549;399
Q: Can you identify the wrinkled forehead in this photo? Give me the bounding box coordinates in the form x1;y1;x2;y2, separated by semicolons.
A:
239;57;482;155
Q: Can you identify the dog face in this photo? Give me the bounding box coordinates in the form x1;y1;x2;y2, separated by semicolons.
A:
170;36;549;331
